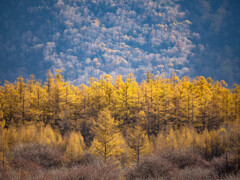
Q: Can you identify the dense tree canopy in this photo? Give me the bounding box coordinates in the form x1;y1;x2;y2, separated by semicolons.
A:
0;70;239;167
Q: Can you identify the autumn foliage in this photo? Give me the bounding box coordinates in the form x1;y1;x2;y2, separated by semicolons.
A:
0;70;239;179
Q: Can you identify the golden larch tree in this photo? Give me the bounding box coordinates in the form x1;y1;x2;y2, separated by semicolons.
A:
90;109;125;163
64;131;85;163
127;125;150;164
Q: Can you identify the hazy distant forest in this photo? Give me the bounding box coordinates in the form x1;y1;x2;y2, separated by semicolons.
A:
0;70;239;180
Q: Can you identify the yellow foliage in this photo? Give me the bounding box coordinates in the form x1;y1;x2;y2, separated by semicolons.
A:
127;125;150;164
202;130;211;150
156;127;195;151
0;110;3;120
166;128;178;149
6;127;18;150
90;109;126;163
0;120;5;129
19;125;38;143
64;131;85;162
38;125;62;145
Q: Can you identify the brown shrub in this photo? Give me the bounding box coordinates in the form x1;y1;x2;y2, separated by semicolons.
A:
125;154;177;180
161;149;211;169
0;165;31;180
0;163;10;180
1;161;120;180
10;143;63;169
178;167;217;180
63;151;96;167
11;158;41;172
211;153;238;177
39;161;120;180
223;173;240;180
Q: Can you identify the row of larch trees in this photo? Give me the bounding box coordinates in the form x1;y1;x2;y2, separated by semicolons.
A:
0;70;239;166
